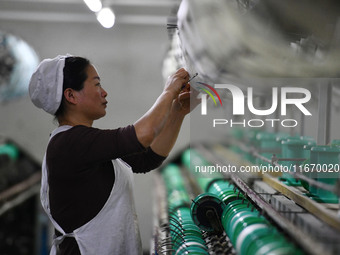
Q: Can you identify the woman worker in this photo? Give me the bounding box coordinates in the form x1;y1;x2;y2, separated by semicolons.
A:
29;55;194;255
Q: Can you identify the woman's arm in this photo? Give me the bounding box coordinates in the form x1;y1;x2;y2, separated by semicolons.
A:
133;68;189;147
149;83;200;157
121;147;166;173
149;106;185;157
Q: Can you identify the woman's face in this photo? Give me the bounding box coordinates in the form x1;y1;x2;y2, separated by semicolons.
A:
76;64;108;121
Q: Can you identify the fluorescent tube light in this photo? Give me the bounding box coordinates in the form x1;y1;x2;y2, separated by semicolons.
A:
83;0;102;12
97;7;115;28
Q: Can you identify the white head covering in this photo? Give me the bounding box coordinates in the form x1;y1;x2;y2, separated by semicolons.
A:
29;55;71;115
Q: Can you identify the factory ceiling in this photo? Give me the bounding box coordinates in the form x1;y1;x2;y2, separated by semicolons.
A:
0;0;181;26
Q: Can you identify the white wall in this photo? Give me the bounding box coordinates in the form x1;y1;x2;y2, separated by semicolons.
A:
0;20;190;251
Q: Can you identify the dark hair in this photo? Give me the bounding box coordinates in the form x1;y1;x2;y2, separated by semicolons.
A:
54;56;90;117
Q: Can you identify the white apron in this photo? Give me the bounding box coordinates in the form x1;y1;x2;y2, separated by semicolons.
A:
41;125;142;255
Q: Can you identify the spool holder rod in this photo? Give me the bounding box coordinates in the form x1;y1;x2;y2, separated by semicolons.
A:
317;82;332;145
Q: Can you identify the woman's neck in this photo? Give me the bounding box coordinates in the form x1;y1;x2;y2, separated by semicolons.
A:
58;115;93;127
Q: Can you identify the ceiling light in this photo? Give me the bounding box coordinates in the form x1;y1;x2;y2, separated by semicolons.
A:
97;7;115;28
83;0;102;13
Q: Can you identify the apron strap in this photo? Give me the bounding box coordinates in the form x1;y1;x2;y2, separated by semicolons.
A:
50;232;75;255
42;126;74;255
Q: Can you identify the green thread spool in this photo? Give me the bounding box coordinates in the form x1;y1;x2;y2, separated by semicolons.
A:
280;137;316;185
191;193;225;233
308;145;340;203
256;132;283;167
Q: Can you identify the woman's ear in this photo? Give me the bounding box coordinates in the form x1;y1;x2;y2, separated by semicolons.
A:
64;88;77;104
